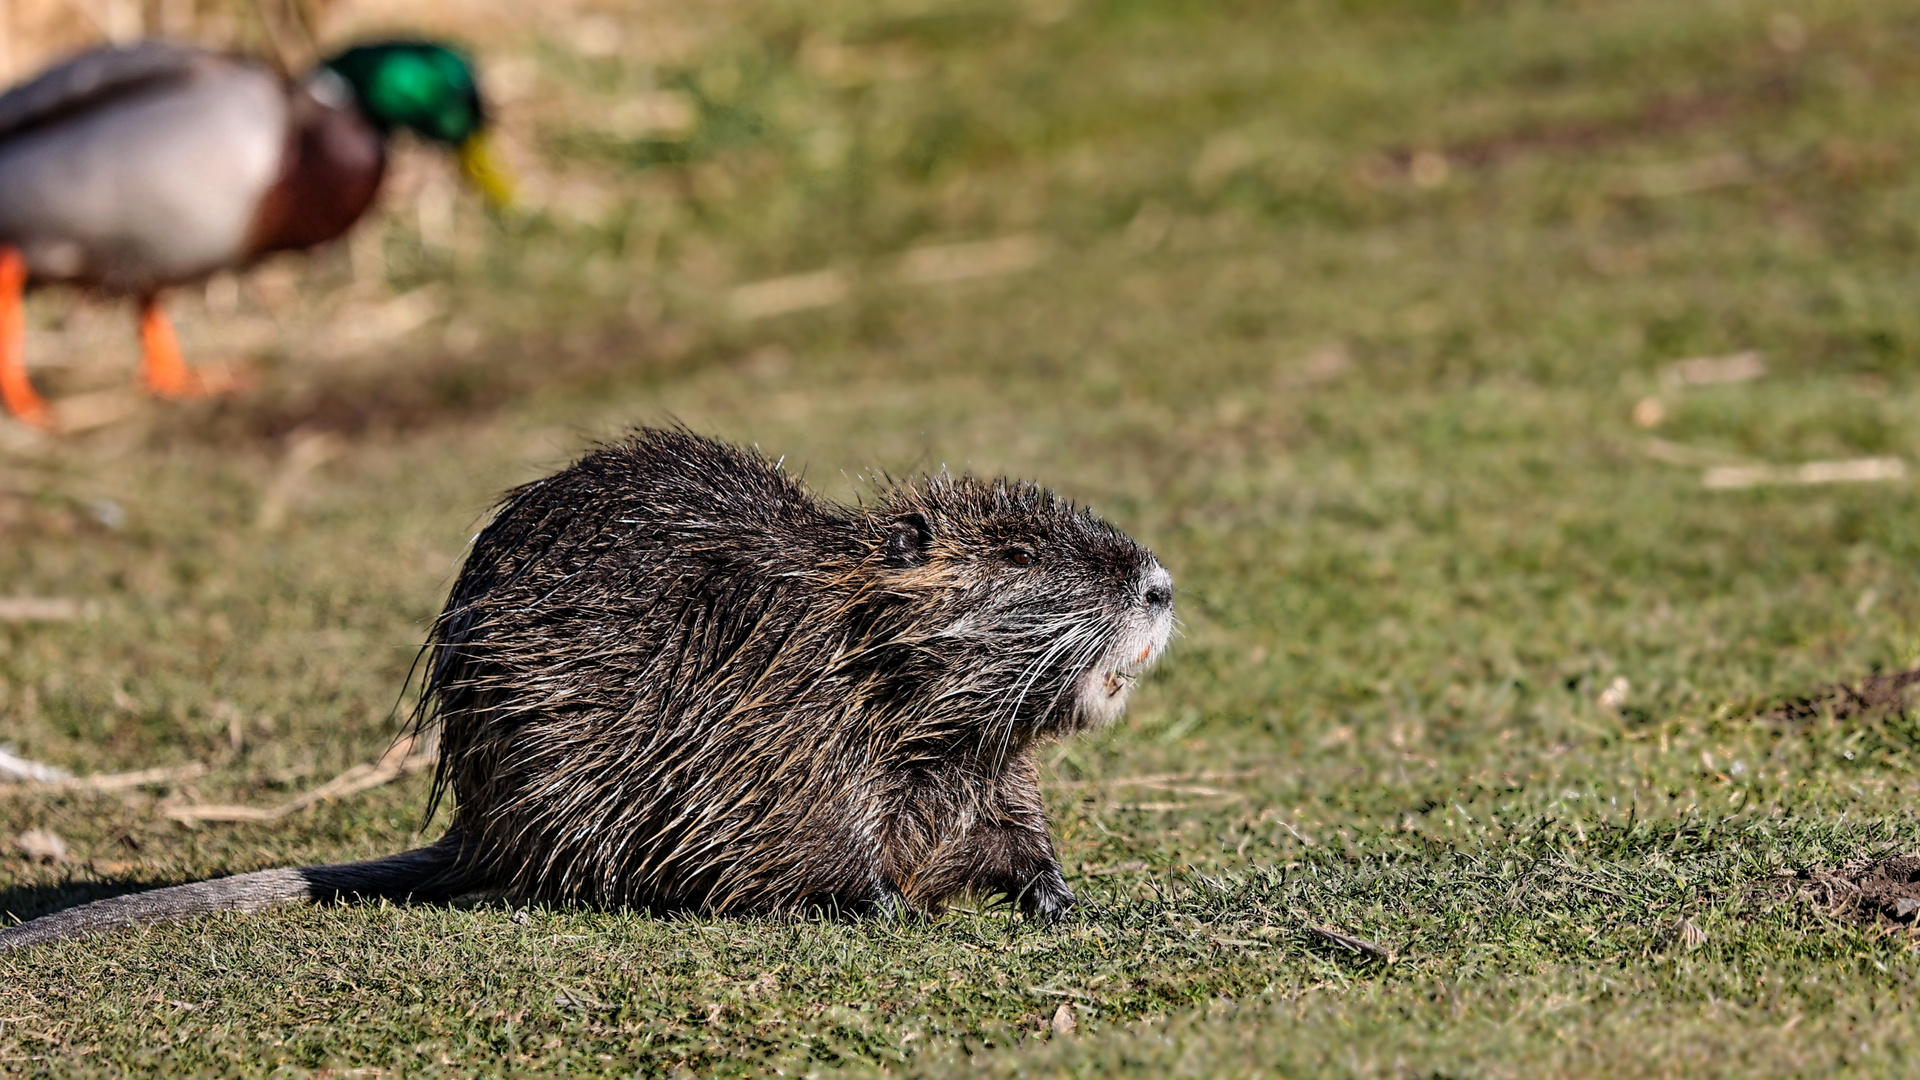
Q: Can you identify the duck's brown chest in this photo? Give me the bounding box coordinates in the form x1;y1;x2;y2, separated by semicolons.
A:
245;94;385;257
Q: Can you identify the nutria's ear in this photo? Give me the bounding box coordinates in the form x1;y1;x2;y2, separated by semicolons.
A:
883;512;933;567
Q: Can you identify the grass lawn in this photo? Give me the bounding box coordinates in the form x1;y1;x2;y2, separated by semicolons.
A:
6;0;1920;1074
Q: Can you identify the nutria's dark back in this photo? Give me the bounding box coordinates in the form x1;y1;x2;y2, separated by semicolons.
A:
422;427;1174;918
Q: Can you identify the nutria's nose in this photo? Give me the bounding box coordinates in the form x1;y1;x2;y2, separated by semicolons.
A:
1140;566;1173;610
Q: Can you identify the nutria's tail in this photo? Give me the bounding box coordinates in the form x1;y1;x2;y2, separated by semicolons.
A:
0;833;473;952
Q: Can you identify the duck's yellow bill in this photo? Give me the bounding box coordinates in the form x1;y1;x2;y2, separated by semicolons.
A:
458;132;515;210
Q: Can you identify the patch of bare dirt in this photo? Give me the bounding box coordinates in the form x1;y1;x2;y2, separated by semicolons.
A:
1761;668;1920;725
1794;856;1920;927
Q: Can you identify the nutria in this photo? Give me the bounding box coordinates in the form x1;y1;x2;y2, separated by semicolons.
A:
0;428;1174;949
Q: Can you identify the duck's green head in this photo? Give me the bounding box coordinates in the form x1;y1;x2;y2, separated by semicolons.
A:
320;41;512;206
321;41;484;143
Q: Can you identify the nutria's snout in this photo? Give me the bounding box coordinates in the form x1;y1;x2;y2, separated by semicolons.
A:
1078;560;1175;728
1140;564;1174;611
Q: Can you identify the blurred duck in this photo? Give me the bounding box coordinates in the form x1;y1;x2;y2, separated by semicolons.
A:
0;39;511;429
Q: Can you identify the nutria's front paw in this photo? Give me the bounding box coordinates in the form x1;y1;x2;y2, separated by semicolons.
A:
851;889;916;922
1017;870;1075;925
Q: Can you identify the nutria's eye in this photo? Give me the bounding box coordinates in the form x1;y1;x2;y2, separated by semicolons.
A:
1007;547;1036;566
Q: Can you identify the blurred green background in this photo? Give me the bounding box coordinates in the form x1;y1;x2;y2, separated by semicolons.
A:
5;0;1920;1075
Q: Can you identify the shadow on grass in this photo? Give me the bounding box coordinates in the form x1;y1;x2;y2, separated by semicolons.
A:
143;319;714;447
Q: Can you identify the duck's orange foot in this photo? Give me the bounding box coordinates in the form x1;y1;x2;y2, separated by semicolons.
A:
139;296;205;399
137;296;252;400
0;246;50;430
2;388;53;431
1;362;51;430
139;295;250;400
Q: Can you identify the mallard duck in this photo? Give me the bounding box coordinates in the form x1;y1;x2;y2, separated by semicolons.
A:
0;39;510;429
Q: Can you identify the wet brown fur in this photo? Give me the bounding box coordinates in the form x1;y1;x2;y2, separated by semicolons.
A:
1;428;1171;948
423;427;1173;919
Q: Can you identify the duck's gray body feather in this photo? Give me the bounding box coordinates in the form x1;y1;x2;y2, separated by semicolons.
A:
0;43;286;292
